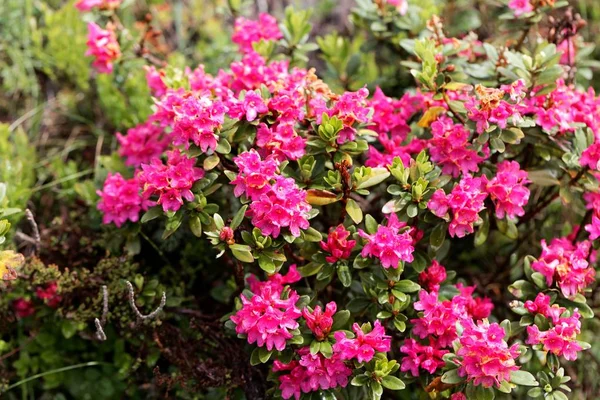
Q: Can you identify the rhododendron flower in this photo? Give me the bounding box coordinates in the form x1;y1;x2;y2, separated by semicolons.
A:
36;282;61;308
400;338;448;376
508;0;533;17
333;320;391;363
580;142;600;170
256;122;306;161
227;90;268;122
231;275;301;352
232;13;283;53
322;87;371;144
524;293;566;324
451;394;467;400
386;0;408;15
302;302;336;340
428;116;486;177
584;214;600;240
247;265;301;294
171;93;227;152
428;176;488;238
358;213;415;268
97;173;149;227
13;298;35;318
466;83;524;133
320;225;356;263
274;347;351;399
526;310;583;361
117;121;169;166
75;0;121;11
144;66;168;97
418;260;447;292
486;160;530;219
85;22;121;74
138;150;205;212
457;320;520;388
231;150;279;199
532;237;595;298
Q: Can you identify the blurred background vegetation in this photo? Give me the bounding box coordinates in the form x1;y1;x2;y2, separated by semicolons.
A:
1;0;600;398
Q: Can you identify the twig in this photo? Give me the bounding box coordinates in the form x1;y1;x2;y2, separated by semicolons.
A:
94;318;107;341
94;285;109;341
25;209;40;253
126;281;167;321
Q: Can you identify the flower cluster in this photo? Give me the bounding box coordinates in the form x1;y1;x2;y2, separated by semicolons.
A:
36;282;61;308
138;150;205;212
400;338;448;377
171;93;227;152
524;293;566;324
418;260;447;292
358;213;415;268
531;237;594;298
231;269;302;352
75;0;121;11
117;121;169;166
85;22;121;74
273;348;351;399
486;160;530;219
320;225;356;263
428;175;488;238
508;0;533;17
232;13;283;53
302;302;336;341
97;173;147;227
527;310;583;361
333;320;391;363
457;320;521;388
466;82;525;133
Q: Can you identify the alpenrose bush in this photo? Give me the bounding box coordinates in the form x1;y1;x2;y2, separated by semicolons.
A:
81;0;598;398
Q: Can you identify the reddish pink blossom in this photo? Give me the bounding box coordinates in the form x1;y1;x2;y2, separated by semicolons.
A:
320;88;371;144
231;274;301;352
227;90;268;122
75;0;121;11
532;237;595;298
232;13;283;53
320;225;356;263
526;310;583;361
144;66;167;97
256;122;306;161
418;260;447;292
428;116;487;177
97;173;149;227
333;320;391;363
85;22;121;74
428;176;488;238
580;142;600;170
247;264;302;294
466;82;524;133
451;394;467;400
231;150;279;199
13;298;35;318
117;121;169;166
386;0;408;14
400;338;448;376
486;160;530;219
302;302;337;340
524;293;566;324
585;214;600;240
454;284;494;320
274;347;351;399
35;282;61;308
358;213;415;268
508;0;533;17
219;226;235;242
457;319;520;388
138;150;205;212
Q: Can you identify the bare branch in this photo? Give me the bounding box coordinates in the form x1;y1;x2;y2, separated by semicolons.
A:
94;318;107;341
126;281;166;321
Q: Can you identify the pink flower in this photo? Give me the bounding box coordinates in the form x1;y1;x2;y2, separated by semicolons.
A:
116;121;169;167
333;320;391;363
231;150;279;199
75;0;121;11
256;122;306;161
171;92;227;152
227;90;268;122
386;0;408;15
231;275;302;352
97;173;149;227
400;338;448;376
428;176;488;238
247;264;302;294
219;226;235;243
457;320;520;388
585;214;600;240
466;83;523;133
451;394;467;400
144;66;167;97
580;142;600;170
274;347;351;399
486;160;530;219
138;150;205;212
508;0;533;17
532;237;595;298
418;260;447;292
320;225;356;263
13;298;35;318
302;302;337;340
524;293;566;324
85;22;121;74
526;310;583;361
35;282;61;308
358;213;415;268
428;116;486;177
232;13;283;53
323;88;371;144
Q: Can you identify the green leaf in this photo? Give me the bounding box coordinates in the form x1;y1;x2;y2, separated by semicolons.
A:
510;370;538;386
351;374;369;386
230;205;247;230
298;262;323;277
189;215;203;237
61;320;78;339
527;170;560;186
310;340;321;355
250;348;261;366
337;264;352;287
346;199;363;224
141;206;163;223
302;227;323;242
394;280;421;293
258;255;276;273
216;139;232;154
441;369;463;384
203;154;220;170
381;375;405;390
319;341;333;358
258;347;273;363
430;223;446;248
356;168;390;189
365;214;378;234
232;248;255;263
331;310;350;331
